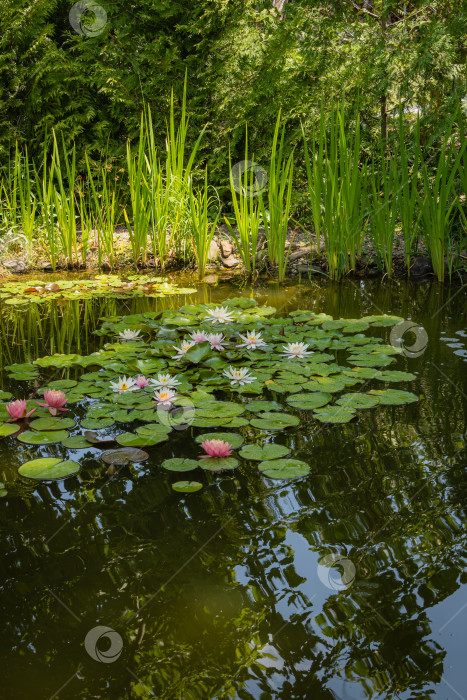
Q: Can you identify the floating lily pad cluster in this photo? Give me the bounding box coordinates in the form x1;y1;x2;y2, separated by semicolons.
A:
0;275;196;306
0;298;419;491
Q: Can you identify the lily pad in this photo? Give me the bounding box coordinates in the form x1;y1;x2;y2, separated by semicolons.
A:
258;458;310;479
194;432;244;449
246;400;283;413
286;392;331;411
0;423;20;438
17;429;70;445
116;432;168;447
313;407;356;423
336;393;380;409
162;458;199;472
48;379;78;389
19;457;80;480
81;417;116;429
172;481;203;493
239;444;291;461
84;431;118;445
62;435;93;449
198;457;239;471
30;417;76;431
375;370;417;382
101;447;149;465
368;389;419;405
249;412;300;430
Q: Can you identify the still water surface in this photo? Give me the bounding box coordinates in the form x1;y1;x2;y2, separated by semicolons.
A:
0;276;466;699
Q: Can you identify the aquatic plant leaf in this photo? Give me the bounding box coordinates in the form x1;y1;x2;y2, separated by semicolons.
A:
136;424;172;437
250;412;300;430
162;458;199;472
375;370;417;382
198;457;239;471
313;407;356;423
368;389;419;405
81;418;115;429
0;424;19;438
83;431;118;445
258;458;310;479
116;432;168;447
172;481;203;493
347;354;395;367
336;393;380;409
184;341;211;363
19;457;80;480
194;432;244;448
247;400;283;413
30;417;76;431
239;444;291;461
48;379;78;389
0;391;13;401
101;448;148;465
286;392;331;410
17;429;70;445
62;436;93;449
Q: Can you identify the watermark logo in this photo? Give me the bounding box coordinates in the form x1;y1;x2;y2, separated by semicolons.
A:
69;1;107;37
390;321;428;358
84;626;123;663
317;553;356;592
157;400;195;431
230;160;267;197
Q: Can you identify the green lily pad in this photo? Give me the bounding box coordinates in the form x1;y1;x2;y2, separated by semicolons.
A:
198;457;239;471
313;407;356;423
347;354;395;367
101;447;149;465
162;458;199;472
47;379;78;389
30;417;76;431
83;431;118;445
286;392;331;410
336;393;380;409
258;458;310;479
136;423;172;437
116;432;168;447
222;417;250;428
62;435;93;449
368;389;419;405
250;412;300;430
239;444;291;461
172;481;203;493
81;417;116;429
246;400;283;413
375;370;417;382
19;457;80;480
0;423;20;438
17;429;70;445
194;432;244;449
0;391;13;401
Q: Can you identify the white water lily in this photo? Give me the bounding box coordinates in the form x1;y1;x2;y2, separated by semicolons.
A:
150;373;181;389
118;329;142;341
207;332;227;351
153;388;178;406
281;342;312;359
205;306;235;324
238;330;268;350
190;330;209;343
173;340;196;360
110;375;138;393
223;366;256;386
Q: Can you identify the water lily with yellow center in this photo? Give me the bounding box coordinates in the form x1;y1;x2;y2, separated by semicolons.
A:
190;331;209;343
281;342;312;359
153;389;178;406
238;330;267;350
207;332;226;351
223;366;256;386
118;328;142;341
110;376;138;393
172;340;196;360
205;306;235;324
150;373;181;389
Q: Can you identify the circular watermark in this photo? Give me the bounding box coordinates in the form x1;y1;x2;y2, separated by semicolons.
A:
84;626;123;663
230;160;268;197
317;553;356;592
390;321;428;358
156;399;195;431
69;1;107;37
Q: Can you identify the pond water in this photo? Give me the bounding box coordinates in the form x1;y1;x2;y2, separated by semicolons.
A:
0;275;466;699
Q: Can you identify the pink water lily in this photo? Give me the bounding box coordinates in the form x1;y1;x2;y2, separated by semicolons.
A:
37;389;69;416
135;375;149;388
6;399;36;422
199;439;233;459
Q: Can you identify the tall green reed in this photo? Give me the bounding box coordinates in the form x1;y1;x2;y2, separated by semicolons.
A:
369;155;399;277
225;131;262;277
15;144;37;254
52;132;79;266
35;136;59;270
85;155;121;269
259;112;294;283
189;169;220;280
124;115;152;267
